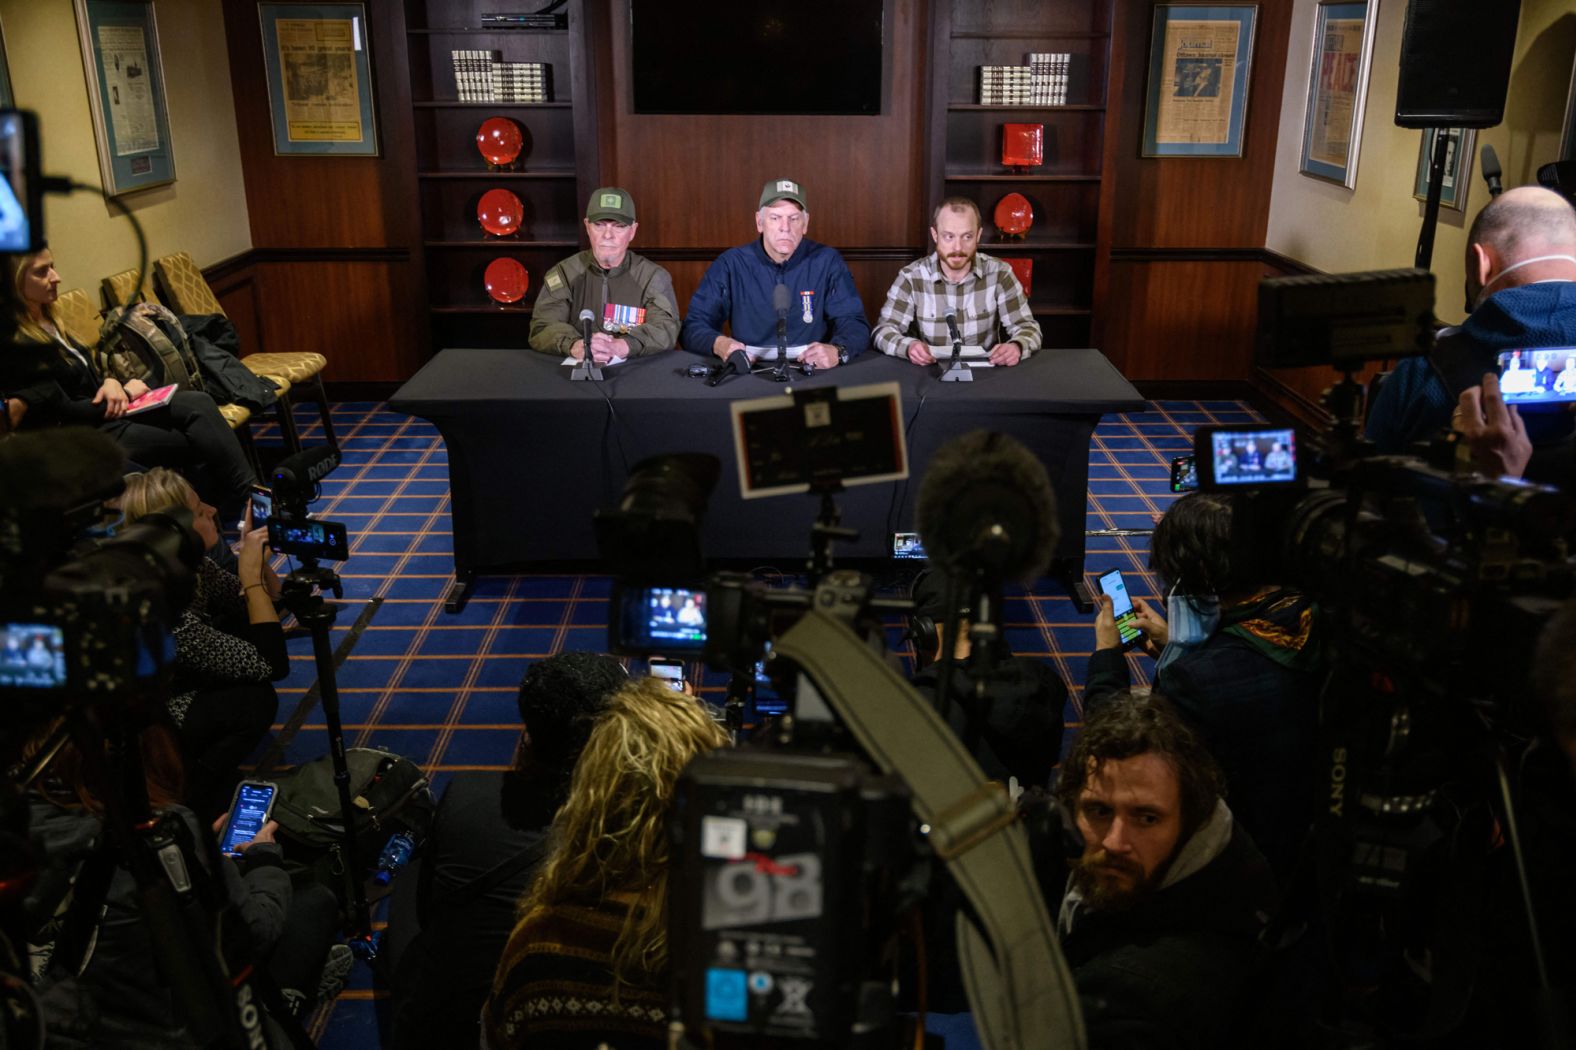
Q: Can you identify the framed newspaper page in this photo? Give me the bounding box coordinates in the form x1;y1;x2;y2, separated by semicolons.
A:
72;0;176;196
258;3;379;156
1141;5;1258;158
1298;1;1379;187
1412;127;1475;212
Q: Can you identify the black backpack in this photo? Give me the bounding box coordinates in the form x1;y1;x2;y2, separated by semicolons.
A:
270;748;436;905
95;302;205;392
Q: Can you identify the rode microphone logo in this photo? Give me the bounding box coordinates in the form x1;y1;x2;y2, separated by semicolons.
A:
235;983;267;1048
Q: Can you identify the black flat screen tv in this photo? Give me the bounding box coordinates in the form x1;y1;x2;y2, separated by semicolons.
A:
630;0;883;115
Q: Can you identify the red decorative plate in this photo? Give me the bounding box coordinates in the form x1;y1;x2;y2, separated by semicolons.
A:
477;188;524;237
1001;123;1044;169
484;257;529;304
993;193;1034;237
1003;257;1033;298
476;118;524;166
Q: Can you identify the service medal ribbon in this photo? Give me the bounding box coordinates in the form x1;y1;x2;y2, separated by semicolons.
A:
603;302;645;334
800;290;814;325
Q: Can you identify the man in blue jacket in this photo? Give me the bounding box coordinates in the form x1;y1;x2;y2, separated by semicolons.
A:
680;177;871;369
1365;186;1576;481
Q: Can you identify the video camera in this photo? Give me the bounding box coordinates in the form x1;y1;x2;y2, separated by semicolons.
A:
268;444;349;563
1222;269;1576;1042
597;385;1081;1048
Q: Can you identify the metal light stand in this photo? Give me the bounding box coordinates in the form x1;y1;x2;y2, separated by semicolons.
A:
279;559;374;949
1415;128;1452;271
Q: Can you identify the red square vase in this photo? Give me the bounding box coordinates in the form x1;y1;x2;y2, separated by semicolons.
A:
1001;123;1044;169
1003;258;1033;298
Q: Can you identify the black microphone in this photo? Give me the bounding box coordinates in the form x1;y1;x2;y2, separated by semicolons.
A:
1481;144;1503;197
706;349;753;387
578;308;596;359
944;310;963;365
916;430;1059;584
272;445;341;501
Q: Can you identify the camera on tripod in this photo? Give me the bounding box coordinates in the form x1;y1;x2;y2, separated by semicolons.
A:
268;445;349;563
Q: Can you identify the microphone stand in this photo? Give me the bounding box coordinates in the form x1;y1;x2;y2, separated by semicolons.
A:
940;315;972;383
768;308;791;383
1415;128;1452;271
570;313;604;382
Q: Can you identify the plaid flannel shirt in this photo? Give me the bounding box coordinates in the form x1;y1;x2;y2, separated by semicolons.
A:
871;251;1042;359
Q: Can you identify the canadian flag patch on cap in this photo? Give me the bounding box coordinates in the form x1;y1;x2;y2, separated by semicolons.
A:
601;192;622;208
777;180;796;193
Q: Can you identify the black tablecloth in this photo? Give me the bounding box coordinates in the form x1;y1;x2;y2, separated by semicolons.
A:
389;348;1145;573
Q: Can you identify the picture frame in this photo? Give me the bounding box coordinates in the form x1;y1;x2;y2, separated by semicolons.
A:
1140;5;1258;158
258;2;378;157
72;0;176;196
1413;127;1475;212
0;14;14;108
1298;0;1379;188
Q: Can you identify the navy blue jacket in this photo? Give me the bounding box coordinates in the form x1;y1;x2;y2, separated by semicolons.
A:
1366;281;1576;461
680;237;871;358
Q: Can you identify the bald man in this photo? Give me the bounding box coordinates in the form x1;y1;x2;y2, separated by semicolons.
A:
1366;186;1576;477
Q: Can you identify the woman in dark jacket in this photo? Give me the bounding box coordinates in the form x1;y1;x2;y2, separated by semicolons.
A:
119;467;287;818
0;247;254;519
1085;492;1323;882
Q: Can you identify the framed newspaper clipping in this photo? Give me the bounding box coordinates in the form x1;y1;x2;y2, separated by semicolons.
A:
1141;5;1258;158
1298;1;1379;188
258;3;379;156
73;0;176;196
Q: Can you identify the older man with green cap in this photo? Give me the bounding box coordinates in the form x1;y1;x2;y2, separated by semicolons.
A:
528;186;680;364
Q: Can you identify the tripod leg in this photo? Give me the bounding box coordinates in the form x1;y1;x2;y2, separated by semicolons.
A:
309;617;373;940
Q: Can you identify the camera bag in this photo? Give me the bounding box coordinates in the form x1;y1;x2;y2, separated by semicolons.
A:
269;747;436;906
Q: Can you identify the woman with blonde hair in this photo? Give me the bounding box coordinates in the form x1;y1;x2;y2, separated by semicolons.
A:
0;246;254;519
119;466;286;817
484;676;729;1049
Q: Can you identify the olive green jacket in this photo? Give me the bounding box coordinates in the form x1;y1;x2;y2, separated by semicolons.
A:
527;250;680;356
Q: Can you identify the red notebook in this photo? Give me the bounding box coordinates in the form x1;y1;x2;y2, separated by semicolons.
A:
126;383;178;415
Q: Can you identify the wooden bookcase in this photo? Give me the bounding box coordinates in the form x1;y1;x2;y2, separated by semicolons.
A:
403;0;600;348
924;0;1115;350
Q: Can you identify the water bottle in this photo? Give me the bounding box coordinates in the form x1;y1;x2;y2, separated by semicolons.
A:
372;832;415;886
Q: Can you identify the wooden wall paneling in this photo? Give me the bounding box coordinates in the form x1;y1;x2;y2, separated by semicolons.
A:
221;0;429;382
253;258;425;383
596;0;929;251
1099;258;1265;379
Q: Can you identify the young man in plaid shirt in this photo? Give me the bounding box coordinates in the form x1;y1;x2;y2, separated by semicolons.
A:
872;197;1041;367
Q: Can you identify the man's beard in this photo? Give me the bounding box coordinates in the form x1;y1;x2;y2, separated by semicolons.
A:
943;249;974;272
1071;848;1170;913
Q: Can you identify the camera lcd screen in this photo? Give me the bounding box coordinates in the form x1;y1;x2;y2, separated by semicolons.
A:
1496;348;1576;407
892;532;926;560
0;111;41;254
1206;427;1298;487
267;518;348;561
0;623;67;688
619;586;707;652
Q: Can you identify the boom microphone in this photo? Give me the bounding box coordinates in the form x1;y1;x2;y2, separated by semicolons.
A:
916;430;1059;583
1481;144;1503;197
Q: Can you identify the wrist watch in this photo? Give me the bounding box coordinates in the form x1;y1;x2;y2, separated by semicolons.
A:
835;344;849;366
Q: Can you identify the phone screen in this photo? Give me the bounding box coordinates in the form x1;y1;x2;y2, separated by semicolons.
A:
1170;455;1198;493
1097;570;1142;649
219;781;276;856
892;532;926;560
249;486;272;529
649;659;686;692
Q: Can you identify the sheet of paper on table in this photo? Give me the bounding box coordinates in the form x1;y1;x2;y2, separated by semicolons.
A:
928;344;995;368
559;355;629;366
743;344;812;360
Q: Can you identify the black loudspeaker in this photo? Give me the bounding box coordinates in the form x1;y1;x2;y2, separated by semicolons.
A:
1394;0;1521;129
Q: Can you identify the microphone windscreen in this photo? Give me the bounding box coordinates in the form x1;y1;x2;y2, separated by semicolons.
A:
1481;144;1502;180
773;283;790;313
0;429;126;512
916;430;1059;583
578;309;596;323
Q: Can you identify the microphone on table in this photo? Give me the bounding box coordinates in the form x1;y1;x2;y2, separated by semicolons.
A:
706;348;753;388
1481;144;1503;198
770;282;791;381
570;309;603;382
940;310;971;382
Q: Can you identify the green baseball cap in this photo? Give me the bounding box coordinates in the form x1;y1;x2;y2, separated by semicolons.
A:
759;177;807;210
586;186;636;224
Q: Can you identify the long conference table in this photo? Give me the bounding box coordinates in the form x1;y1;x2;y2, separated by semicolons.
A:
389;348;1145;610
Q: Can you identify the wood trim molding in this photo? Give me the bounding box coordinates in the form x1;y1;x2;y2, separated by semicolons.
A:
1260;248;1322;276
638;245;923;263
1250;366;1334;429
202;246;413;284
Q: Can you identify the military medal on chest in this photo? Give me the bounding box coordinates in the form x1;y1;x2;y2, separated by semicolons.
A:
800;290;814;324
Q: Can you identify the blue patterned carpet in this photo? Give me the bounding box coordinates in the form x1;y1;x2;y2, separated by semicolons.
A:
248;397;1263;1046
